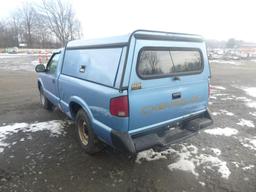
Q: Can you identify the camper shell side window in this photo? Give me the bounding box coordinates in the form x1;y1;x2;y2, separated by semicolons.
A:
62;48;123;87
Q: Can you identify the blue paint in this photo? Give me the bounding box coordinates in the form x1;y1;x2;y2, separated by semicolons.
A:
36;30;212;151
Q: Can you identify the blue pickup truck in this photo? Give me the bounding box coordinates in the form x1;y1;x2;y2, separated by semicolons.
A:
35;30;213;154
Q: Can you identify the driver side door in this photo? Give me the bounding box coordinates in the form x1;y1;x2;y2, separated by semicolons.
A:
41;53;60;105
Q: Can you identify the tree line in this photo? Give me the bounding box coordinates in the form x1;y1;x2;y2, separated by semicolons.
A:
0;0;82;49
206;38;246;49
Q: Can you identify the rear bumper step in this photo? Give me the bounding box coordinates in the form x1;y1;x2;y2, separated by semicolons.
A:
111;110;213;154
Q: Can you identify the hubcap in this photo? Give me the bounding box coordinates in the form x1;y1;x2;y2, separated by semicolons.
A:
78;118;89;146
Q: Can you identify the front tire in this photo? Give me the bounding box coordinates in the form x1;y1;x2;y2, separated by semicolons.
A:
75;109;103;154
39;88;53;110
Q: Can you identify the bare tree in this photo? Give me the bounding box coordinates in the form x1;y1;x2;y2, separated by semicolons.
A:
39;0;81;46
140;51;161;74
0;0;82;48
19;3;37;47
33;12;52;48
0;21;7;47
8;14;22;47
0;19;20;48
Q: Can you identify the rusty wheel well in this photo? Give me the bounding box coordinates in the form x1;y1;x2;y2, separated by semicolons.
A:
69;102;82;119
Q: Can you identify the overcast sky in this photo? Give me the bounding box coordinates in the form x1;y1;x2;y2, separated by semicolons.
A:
1;0;256;42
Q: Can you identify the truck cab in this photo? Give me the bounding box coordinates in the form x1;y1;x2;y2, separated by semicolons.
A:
35;30;213;154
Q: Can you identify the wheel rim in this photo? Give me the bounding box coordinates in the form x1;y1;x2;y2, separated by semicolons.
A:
40;90;45;106
78;118;89;146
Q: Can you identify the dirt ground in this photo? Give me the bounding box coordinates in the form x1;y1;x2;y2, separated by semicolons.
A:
0;55;256;192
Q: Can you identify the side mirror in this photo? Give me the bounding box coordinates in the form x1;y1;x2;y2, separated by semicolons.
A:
35;64;46;73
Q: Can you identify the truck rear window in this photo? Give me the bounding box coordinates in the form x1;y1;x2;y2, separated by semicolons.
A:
137;48;203;79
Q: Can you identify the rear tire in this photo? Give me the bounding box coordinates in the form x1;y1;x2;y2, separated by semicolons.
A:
75;109;103;154
39;87;53;110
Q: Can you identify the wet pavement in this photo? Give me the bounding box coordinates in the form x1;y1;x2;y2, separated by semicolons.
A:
0;56;256;192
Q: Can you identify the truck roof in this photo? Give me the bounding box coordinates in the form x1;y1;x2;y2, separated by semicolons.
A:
66;30;204;49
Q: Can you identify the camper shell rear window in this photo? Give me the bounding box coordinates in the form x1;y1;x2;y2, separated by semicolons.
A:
137;47;203;79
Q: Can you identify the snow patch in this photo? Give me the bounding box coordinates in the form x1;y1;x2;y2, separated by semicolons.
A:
199;181;206;187
20;138;25;142
243;87;256;98
210;60;237;65
0;141;8;147
204;127;238;136
0;120;66;153
167;145;199;177
232;162;240;168
249;112;256;117
168;158;198;176
212;112;220;116
242;165;255;170
246;102;256;109
213;94;229;97
212;110;234;116
240;137;256;151
211;148;221;156
220;97;234;101
196;154;231;179
135;149;167;163
235;97;252;102
0;54;21;58
211;85;226;90
28;121;66;136
237;119;255;128
237;87;256;109
220;110;234;116
168;145;230;179
137;144;231;179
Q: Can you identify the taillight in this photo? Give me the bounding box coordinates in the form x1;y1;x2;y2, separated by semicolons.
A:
110;96;129;117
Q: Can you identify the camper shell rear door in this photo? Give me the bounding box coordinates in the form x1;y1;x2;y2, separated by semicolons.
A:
128;36;210;134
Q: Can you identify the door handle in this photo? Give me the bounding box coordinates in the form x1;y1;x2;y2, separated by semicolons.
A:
79;65;86;73
52;79;55;84
172;92;181;99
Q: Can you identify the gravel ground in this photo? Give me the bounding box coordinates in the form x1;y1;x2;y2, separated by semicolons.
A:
0;55;255;192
